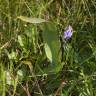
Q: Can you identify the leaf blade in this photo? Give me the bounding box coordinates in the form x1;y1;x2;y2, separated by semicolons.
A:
17;16;46;24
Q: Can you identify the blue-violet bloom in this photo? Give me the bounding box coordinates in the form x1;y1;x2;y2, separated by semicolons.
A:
63;25;73;40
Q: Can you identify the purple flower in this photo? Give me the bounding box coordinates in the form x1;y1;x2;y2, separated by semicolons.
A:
63;25;73;40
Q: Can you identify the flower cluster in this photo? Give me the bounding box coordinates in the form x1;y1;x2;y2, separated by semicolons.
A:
63;25;73;40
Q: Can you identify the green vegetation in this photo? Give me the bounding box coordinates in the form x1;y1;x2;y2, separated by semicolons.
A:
0;0;96;96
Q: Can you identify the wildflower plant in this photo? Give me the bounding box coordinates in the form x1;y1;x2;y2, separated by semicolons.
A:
0;0;96;95
61;25;73;61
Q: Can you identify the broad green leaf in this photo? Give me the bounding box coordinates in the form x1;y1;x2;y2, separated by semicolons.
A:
5;71;12;85
18;35;27;52
17;70;24;81
44;43;52;62
17;16;46;23
18;35;24;47
17;70;23;77
41;22;60;73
